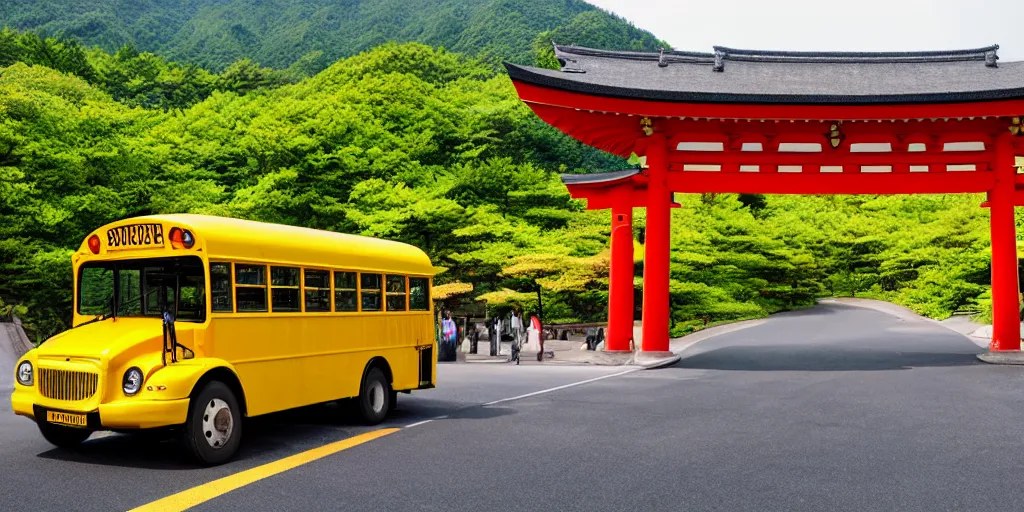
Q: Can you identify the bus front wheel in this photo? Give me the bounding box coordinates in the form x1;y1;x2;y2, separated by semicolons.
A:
358;367;391;425
183;381;242;466
38;422;91;448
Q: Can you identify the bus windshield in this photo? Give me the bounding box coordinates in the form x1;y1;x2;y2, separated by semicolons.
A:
78;256;207;322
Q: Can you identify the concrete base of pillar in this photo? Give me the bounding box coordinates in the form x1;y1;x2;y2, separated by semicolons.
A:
634;351;680;369
637;351;674;358
977;351;1024;365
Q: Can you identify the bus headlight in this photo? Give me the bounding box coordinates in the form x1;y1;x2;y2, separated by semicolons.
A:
122;367;143;396
16;361;32;386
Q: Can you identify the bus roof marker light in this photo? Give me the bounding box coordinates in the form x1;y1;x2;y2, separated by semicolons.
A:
169;227;194;249
169;228;183;249
88;235;101;254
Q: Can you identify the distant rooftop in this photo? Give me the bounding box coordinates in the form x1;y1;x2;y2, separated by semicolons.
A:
504;43;1024;104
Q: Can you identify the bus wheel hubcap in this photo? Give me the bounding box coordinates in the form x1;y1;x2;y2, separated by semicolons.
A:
203;398;233;449
370;381;385;414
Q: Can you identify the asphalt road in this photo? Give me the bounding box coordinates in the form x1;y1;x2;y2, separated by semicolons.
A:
6;302;1024;511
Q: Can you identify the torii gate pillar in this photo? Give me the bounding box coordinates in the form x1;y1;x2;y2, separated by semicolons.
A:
988;133;1020;352
606;202;634;352
641;134;671;353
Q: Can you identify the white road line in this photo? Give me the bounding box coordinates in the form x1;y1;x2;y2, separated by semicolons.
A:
481;368;638;406
403;368;640;429
405;414;449;428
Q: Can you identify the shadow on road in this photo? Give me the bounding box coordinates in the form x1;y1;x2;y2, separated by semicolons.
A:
769;306;844;319
37;431;200;470
449;406;516;420
33;396;516;469
34;403;387;469
36;402;374;470
677;345;982;372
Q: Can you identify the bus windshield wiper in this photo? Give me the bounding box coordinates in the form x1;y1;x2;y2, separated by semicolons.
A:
73;297;115;328
74;287;161;328
73;312;114;328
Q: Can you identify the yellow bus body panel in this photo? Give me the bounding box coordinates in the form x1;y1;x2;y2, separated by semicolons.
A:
12;214;437;429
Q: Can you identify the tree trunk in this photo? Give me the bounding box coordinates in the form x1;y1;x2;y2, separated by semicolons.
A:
535;283;543;322
536;283;545;362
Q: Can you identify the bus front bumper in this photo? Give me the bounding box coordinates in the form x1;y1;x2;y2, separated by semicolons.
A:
12;392;189;430
99;399;190;429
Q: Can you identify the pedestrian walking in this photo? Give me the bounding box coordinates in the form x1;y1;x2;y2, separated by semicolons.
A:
494;315;503;356
441;311;457;360
511;308;524;348
528;315;545;361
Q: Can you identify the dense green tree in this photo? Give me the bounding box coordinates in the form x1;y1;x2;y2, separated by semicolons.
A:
0;28;95;80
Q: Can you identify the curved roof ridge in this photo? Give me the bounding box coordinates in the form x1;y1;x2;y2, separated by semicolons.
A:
713;45;998;59
551;42;1000;67
554;43;713;61
714;45;999;65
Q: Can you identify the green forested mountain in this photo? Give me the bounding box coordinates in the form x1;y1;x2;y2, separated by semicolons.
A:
0;0;667;71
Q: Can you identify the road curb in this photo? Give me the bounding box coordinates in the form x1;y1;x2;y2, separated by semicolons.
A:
976;351;1024;365
636;353;681;369
1;320;32;357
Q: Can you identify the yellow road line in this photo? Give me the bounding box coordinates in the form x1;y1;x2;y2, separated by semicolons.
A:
129;428;399;512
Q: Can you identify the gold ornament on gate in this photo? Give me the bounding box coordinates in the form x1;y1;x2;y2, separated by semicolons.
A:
1009;117;1022;136
640;117;654;136
826;122;844;148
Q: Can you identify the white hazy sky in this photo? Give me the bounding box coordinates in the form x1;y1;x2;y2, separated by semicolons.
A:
586;0;1024;60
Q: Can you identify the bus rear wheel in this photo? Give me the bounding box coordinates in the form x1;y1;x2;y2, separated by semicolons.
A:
183;381;242;466
358;367;391;425
38;422;91;448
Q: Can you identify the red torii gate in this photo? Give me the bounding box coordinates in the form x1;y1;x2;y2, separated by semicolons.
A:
506;44;1024;360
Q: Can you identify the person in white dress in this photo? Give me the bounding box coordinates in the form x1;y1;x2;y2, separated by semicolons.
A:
510;308;523;352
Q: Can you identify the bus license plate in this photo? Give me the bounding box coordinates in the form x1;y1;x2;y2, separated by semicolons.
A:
46;411;87;428
106;223;164;250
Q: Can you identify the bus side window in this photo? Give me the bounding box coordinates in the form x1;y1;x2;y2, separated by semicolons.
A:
304;269;331;312
270;266;301;312
361;273;382;312
385;275;407;311
409;277;430;311
235;264;268;312
334;271;357;312
211;262;233;312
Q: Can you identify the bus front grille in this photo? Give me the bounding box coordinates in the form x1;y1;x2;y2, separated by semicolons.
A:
38;369;99;401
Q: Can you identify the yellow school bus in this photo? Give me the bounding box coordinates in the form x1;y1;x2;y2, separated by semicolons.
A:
11;214;436;464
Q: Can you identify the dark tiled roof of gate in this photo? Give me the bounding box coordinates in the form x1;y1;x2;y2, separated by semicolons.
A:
504;44;1024;104
561;168;641;186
